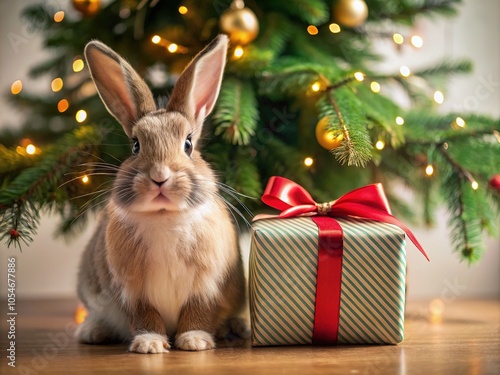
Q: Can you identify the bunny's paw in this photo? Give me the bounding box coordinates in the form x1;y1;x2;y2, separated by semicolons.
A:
175;330;215;351
129;333;170;354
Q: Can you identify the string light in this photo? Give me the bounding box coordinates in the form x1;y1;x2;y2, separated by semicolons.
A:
311;82;321;92
26;144;36;155
434;90;444;104
370;81;381;93
73;58;84;72
425;164;434;176
167;43;178;53
151;35;187;54
178;6;188;14
393;33;404;44
54;11;64;22
234;46;244;58
307;25;319;35
411;35;423;48
454;116;465;128
51;78;63;92
58;99;69;112
329;23;341;33
471;181;479;190
354;72;364;81
304;157;314;167
11;80;22;95
76;109;87;123
400;66;411;77
375;140;385;150
396;116;405;125
81;175;90;184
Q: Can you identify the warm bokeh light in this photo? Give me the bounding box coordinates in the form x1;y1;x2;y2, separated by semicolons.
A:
75;305;88;324
455;116;465;127
57;99;69;113
425;164;434;176
329;23;341;33
393;33;404;44
311;82;321;92
396;116;405;125
434;90;444;104
375;140;385;150
429;299;444;324
400;66;411;77
11;80;22;95
75;109;87;123
54;11;64;22
151;35;161;44
81;175;90;184
234;46;244;58
307;25;318;35
168;43;178;53
26;144;36;155
73;58;84;72
304;157;314;167
51;78;63;92
370;81;381;93
178;6;188;14
354;72;364;81
411;35;424;48
471;180;479;190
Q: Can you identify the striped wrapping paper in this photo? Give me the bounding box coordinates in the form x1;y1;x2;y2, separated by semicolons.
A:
249;216;407;346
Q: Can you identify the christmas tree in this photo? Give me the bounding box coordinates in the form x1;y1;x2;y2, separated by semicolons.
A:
0;0;498;263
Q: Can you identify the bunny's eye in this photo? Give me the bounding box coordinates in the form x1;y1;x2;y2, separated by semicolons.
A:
132;139;140;155
184;135;193;156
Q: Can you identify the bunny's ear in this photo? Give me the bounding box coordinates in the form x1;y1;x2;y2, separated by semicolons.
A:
167;34;228;128
84;41;156;137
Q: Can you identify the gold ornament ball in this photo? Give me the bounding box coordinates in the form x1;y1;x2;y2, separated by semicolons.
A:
315;117;344;150
72;0;100;17
333;0;368;28
220;6;259;45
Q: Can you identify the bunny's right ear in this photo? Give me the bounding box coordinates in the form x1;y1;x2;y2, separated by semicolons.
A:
84;41;156;137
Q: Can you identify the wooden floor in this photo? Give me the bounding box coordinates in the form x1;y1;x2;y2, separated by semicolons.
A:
1;299;499;374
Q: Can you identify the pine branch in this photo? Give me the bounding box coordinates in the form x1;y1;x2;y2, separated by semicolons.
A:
254;12;293;57
0;125;102;249
0;144;38;175
437;144;497;262
265;0;329;25
412;60;472;79
354;84;405;148
256;135;315;194
225;45;275;78
317;88;372;167
371;0;462;23
213;77;259;145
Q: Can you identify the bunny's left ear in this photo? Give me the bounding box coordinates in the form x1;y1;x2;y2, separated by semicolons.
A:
166;34;228;127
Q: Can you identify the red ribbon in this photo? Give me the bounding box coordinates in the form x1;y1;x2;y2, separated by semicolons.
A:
261;176;429;344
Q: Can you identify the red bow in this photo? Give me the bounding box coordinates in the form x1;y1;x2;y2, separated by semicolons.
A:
262;176;429;261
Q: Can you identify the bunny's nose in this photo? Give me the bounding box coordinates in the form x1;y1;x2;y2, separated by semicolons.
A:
151;178;168;187
150;166;171;187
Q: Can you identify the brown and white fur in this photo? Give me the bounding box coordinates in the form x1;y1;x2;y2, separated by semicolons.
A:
75;35;246;353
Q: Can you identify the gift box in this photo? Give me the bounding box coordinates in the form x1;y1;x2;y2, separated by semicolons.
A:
249;177;428;346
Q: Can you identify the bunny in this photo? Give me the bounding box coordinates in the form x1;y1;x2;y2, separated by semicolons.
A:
75;35;246;353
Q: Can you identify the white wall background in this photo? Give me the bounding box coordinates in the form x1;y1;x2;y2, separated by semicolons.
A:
0;0;498;300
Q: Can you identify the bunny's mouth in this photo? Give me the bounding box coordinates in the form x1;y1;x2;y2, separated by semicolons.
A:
153;193;171;205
